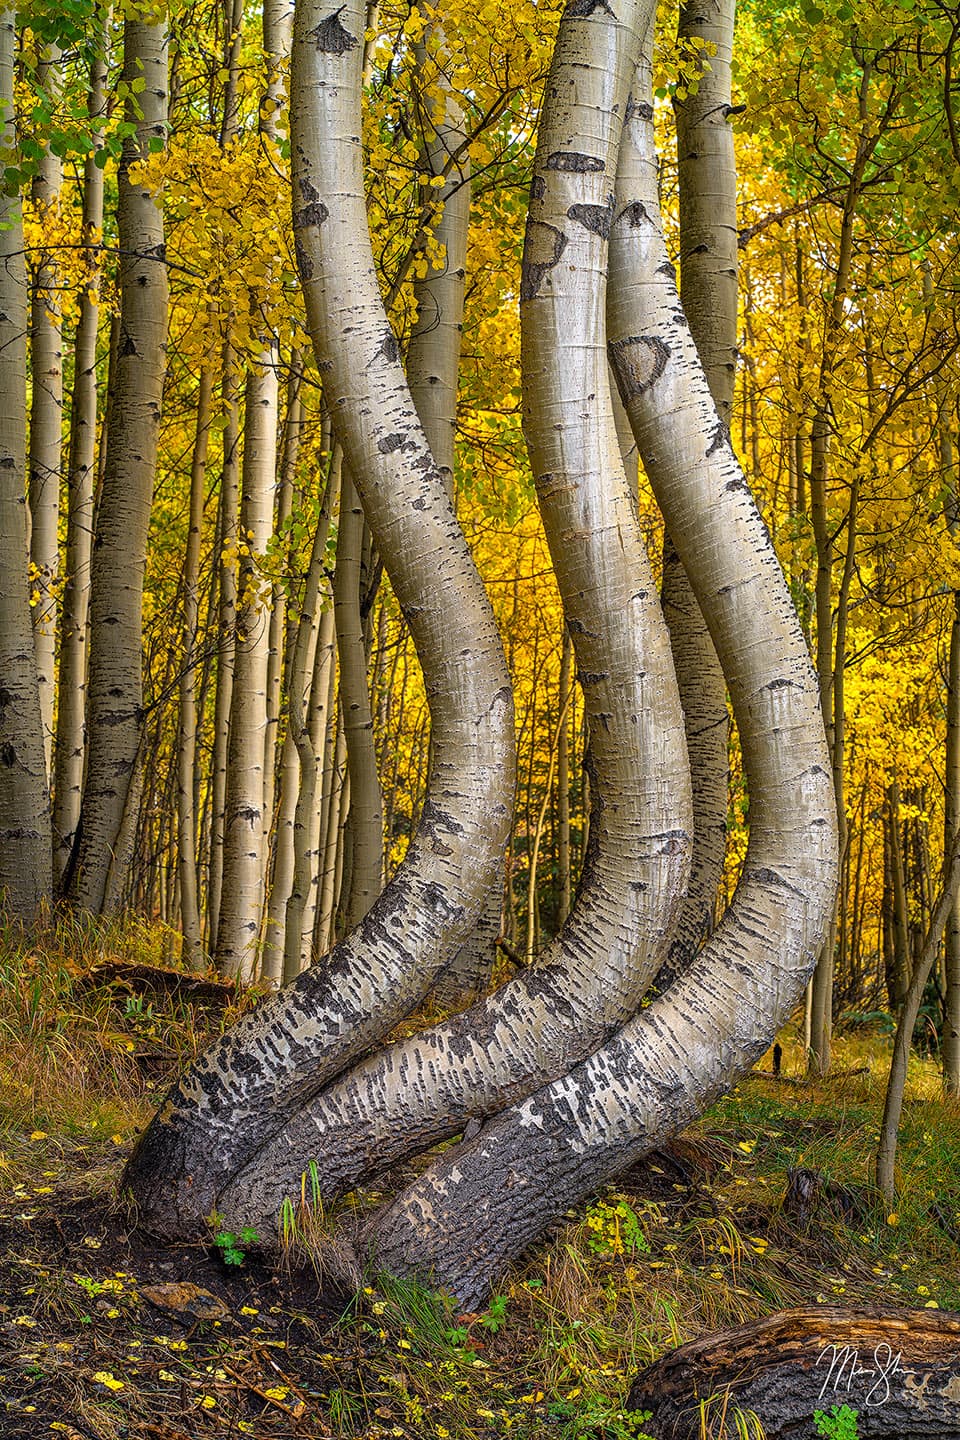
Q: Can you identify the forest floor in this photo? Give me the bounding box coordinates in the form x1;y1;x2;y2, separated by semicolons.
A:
3;920;960;1440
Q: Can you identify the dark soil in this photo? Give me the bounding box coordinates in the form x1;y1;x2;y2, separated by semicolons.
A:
0;1143;354;1440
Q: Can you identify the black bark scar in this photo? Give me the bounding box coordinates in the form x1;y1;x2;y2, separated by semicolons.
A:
308;7;359;53
545;151;605;173
520;222;568;302
607;335;670;403
567;199;614;239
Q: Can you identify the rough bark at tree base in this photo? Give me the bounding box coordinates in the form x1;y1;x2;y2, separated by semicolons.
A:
628;1306;960;1439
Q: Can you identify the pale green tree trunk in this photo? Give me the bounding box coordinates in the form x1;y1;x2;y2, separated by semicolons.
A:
53;16;108;890
0;8;51;922
367;15;837;1306
69;11;168;913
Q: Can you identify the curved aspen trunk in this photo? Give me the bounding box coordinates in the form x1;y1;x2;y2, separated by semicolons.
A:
407;53;499;1013
365;21;838;1308
54;19;108;890
69;12;168;914
654;0;735;987
215;0;691;1236
0;9;51;922
28;44;64;780
333;467;383;930
123;0;515;1238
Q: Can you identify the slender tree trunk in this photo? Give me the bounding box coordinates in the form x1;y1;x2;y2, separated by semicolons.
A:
0;8;51;922
53;16;109;890
177;367;214;970
557;628;573;926
263;356;302;891
215;347;279;979
207;344;240;954
333;467;383;929
808;64;880;1074
365;18;836;1306
28;43;64;779
887;781;911;1011
946;591;960;1090
877;833;960;1203
282;452;339;982
69;10;168;914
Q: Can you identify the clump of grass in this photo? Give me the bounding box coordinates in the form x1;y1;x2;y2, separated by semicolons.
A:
0;914;237;1184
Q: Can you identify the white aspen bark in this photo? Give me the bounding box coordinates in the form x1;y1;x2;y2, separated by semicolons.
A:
333;466;383;928
557;627;573;924
0;8;51;921
125;0;515;1234
28;43;64;778
405;68;487;1007
214;350;279;980
207;346;240;955
263;358;302;869
313;665;345;957
406;40;470;498
69;11;168;914
216;0;692;1233
53;16;109;891
177;367;214;970
654;0;736;987
214;0;290;980
365;21;837;1308
282;459;339;982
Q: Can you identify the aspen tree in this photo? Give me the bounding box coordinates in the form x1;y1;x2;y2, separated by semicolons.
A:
0;7;51;921
655;0;735;983
53;11;109;891
214;0;694;1231
123;0;516;1235
367;8;837;1305
69;8;168;913
27;42;63;777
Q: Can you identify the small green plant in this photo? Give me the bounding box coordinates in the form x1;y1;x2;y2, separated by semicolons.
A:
584;1195;650;1257
212;1225;259;1266
813;1404;860;1440
479;1292;510;1333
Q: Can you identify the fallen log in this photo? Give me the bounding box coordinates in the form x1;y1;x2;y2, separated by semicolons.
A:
628;1306;960;1438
